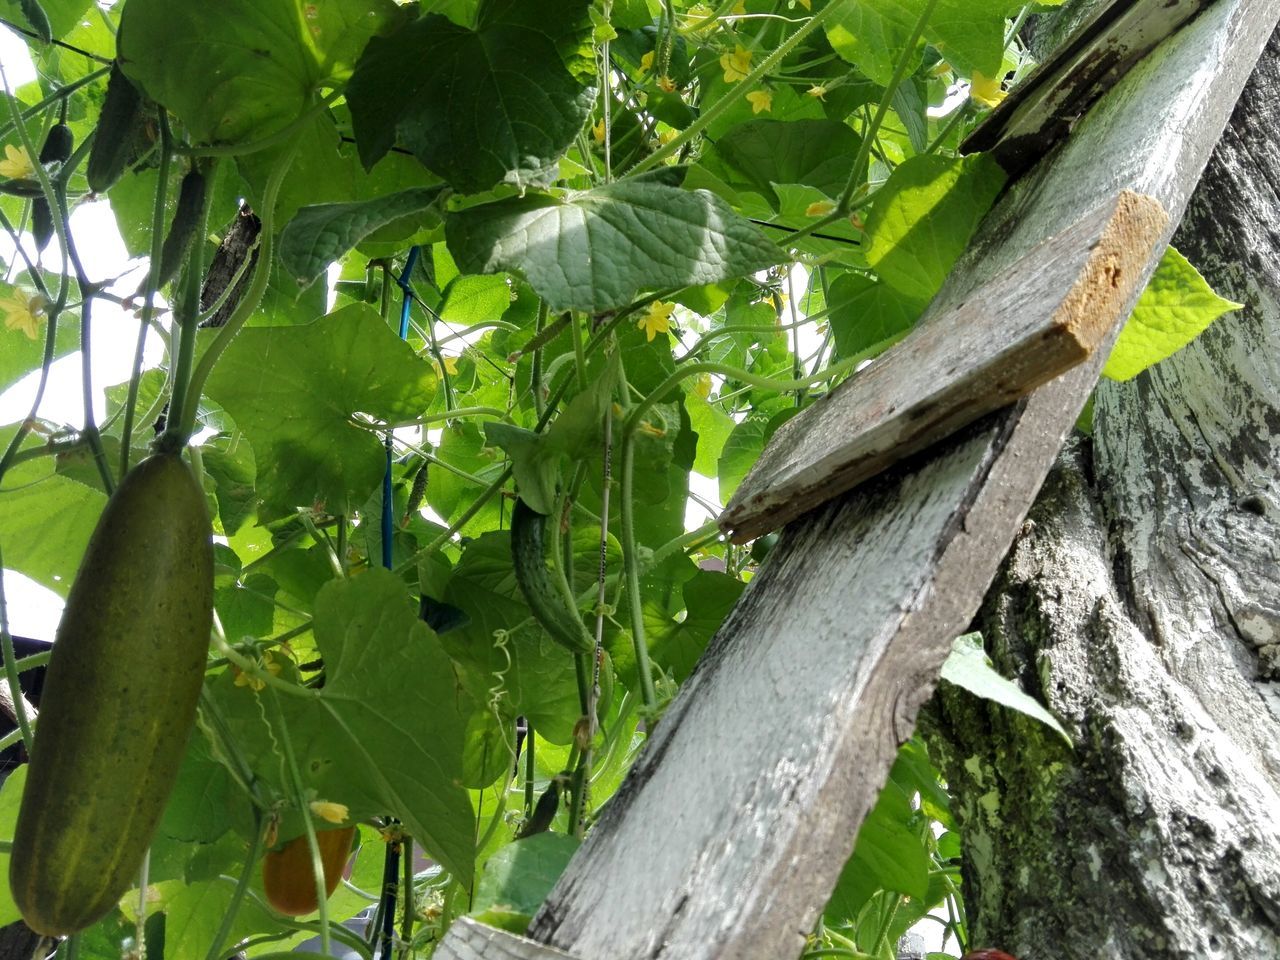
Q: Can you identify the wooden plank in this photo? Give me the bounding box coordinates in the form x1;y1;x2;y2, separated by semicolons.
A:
506;4;1280;960
962;0;1214;174
719;191;1160;544
434;918;582;960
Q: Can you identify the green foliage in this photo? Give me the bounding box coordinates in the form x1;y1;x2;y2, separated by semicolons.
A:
0;0;1239;955
1104;245;1244;381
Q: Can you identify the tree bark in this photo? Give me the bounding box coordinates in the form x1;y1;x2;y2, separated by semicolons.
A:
923;27;1280;960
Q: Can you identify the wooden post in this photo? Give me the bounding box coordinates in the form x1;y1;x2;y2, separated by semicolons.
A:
435;1;1280;957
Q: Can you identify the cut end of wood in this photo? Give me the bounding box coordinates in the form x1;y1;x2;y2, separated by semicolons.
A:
718;189;1169;545
1058;189;1170;352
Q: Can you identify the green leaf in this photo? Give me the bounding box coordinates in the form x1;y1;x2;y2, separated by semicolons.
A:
647;571;744;683
346;0;594;192
826;784;931;923
279;186;445;290
866;153;1006;303
717;415;767;504
203;304;438;520
472;833;580;932
685;393;734;477
941;633;1073;744
0;765;28;927
208;569;478;884
1104;246;1243;381
826;0;1005;87
440;273;513;325
159;733;236;843
826;272;924;361
15;0;51;41
714;118;861;208
119;0;401;143
157;875;281;960
0;429;107;596
447;180;783;312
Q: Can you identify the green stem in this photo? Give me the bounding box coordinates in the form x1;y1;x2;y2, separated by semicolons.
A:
648;520;721;568
120;124;172;476
625;354;865;438
532;301;548;418
180;137;301;442
627;0;853;176
158;220;210;451
0;67;109;141
203;815;267;960
0;542;35;753
266;686;331;957
523;722;536;818
618;437;658;712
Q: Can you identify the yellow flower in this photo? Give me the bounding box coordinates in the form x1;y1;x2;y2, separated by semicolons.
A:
0;144;35;180
657;74;677;93
592;118;606;145
434;354;459;376
730;0;746;13
795;0;811;8
309;800;350;824
720;44;752;83
693;373;712;399
639;51;654;74
804;199;837;217
806;84;828;101
637;300;674;342
745;89;773;114
969;70;1007;108
0;288;47;340
233;651;282;691
637;420;667;439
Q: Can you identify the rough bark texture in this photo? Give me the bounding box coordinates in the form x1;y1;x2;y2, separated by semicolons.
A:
924;28;1280;960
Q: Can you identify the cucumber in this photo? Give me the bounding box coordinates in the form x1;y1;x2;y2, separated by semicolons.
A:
510;498;594;654
10;453;214;937
261;826;357;917
87;63;144;194
144;167;206;291
38;122;72;165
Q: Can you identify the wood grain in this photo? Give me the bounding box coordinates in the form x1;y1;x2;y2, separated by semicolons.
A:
962;0;1215;174
519;3;1280;959
719;190;1166;544
434;918;581;960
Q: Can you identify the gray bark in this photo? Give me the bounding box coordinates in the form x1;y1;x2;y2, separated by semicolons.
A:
924;27;1280;960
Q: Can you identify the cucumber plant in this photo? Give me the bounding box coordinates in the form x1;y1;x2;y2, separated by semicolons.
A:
0;1;1235;958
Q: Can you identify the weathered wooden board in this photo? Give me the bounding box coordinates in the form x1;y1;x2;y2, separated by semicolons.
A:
963;0;1215;173
720;191;1159;544
433;918;579;960
436;1;1280;957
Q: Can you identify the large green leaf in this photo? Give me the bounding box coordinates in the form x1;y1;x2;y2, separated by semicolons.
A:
647;570;745;683
714;118;860;208
826;0;1006;87
472;833;580;933
278;186;445;290
0;428;106;596
866;153;1006;303
0;765;27;927
208;569;478;884
0;0;88;40
1104;245;1243;382
346;0;594;192
826;272;924;361
203;303;437;520
447;179;783;312
825;782;931;924
941;633;1072;743
118;0;400;143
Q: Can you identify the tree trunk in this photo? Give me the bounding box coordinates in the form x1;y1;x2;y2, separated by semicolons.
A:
923;27;1280;960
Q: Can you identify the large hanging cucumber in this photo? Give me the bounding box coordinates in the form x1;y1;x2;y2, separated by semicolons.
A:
10;453;214;937
86;63;144;194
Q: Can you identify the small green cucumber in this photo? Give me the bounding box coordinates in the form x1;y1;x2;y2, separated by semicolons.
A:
511;498;595;654
86;63;144;194
38;122;73;165
10;453;214;937
144;167;207;291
